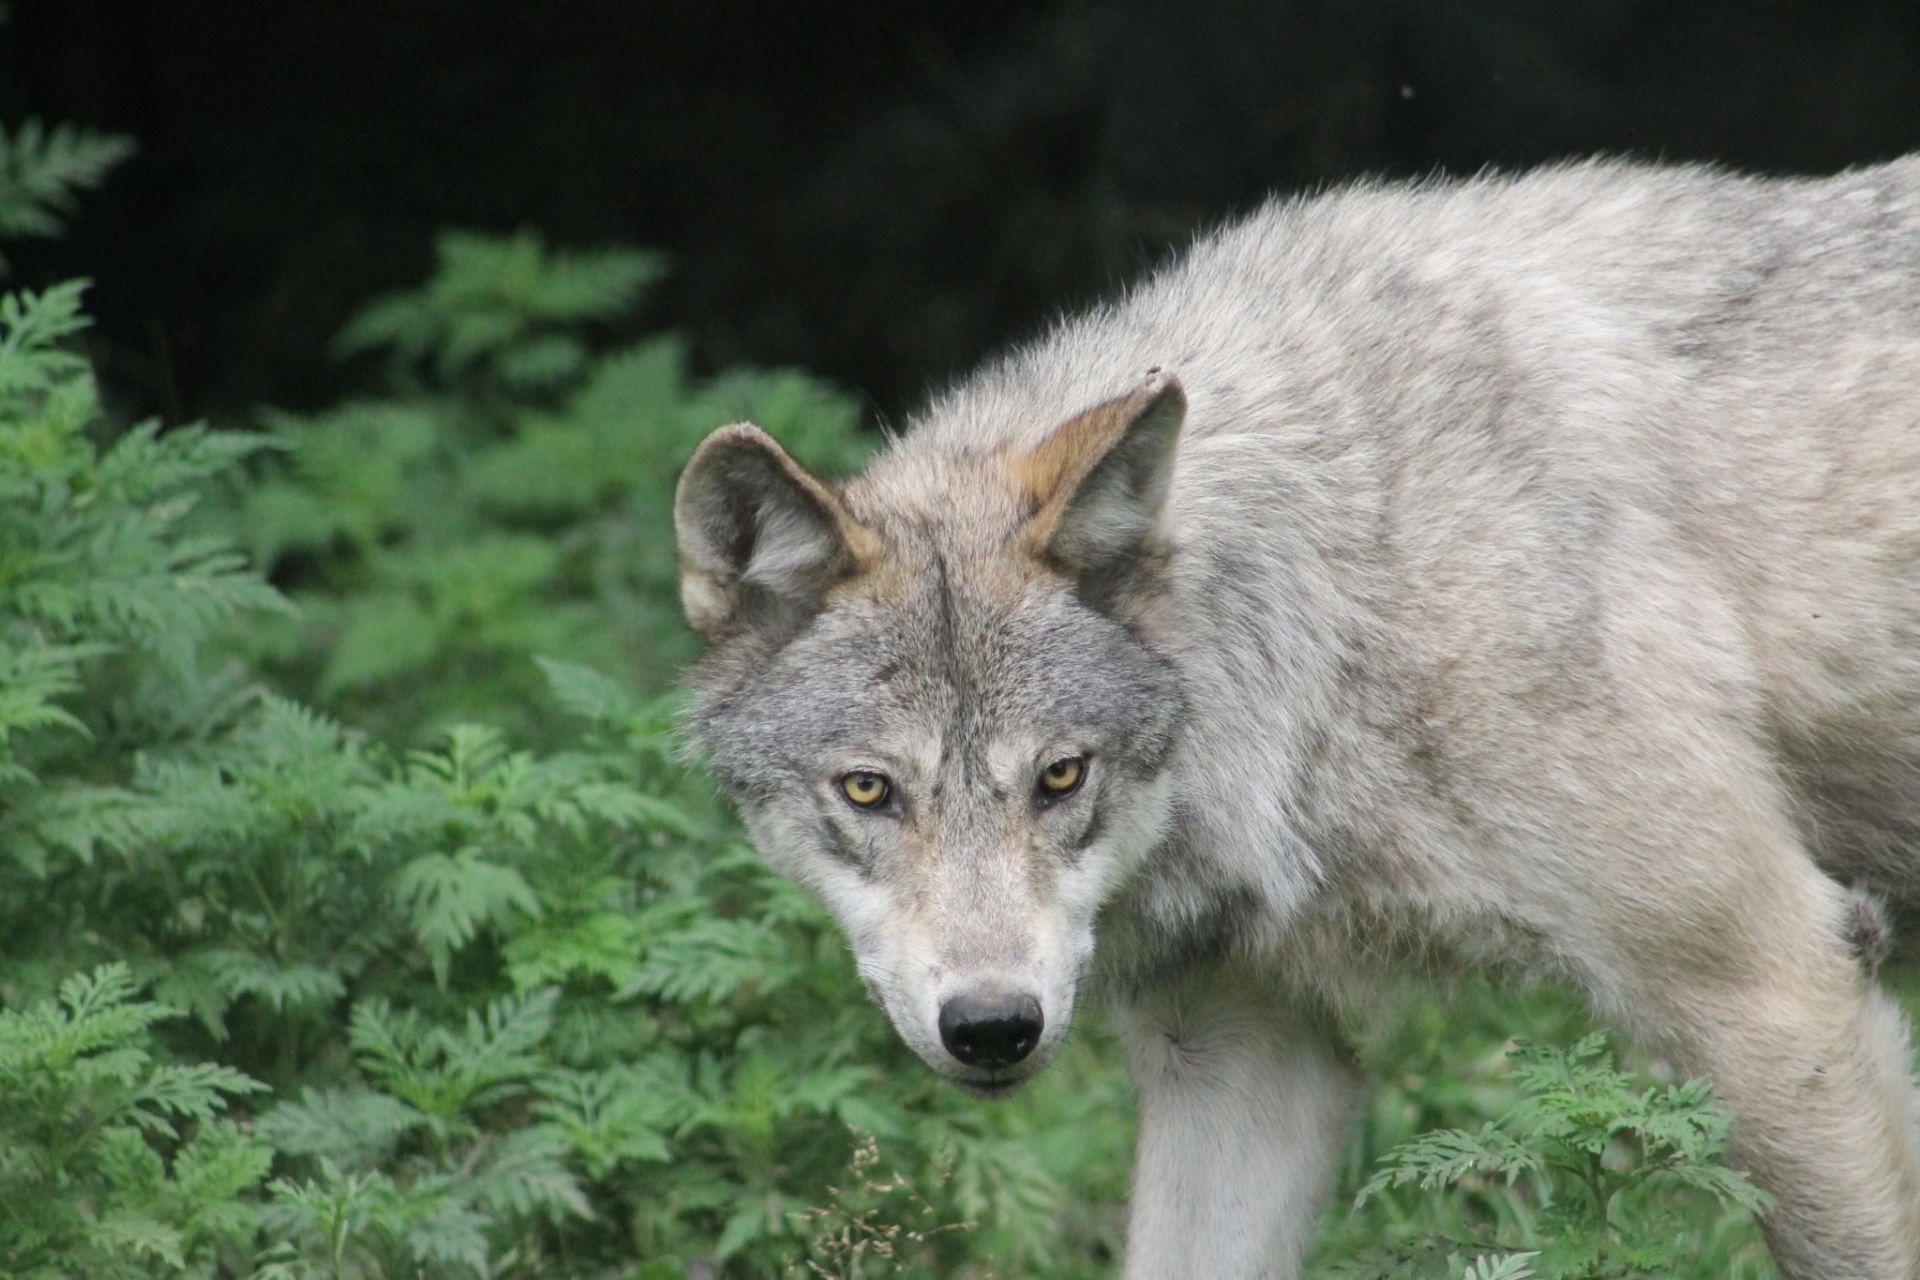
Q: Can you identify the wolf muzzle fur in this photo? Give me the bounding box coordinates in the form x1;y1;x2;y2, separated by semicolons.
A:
676;156;1920;1279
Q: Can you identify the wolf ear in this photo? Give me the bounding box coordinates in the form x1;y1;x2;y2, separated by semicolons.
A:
675;423;874;641
1018;373;1186;587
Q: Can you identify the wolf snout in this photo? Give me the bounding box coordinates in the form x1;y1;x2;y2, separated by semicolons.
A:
937;989;1044;1069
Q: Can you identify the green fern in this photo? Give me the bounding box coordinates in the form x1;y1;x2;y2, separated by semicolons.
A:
333;228;665;386
256;991;588;1279
0;117;132;268
1345;1034;1772;1279
0;278;289;987
531;1066;674;1177
0;965;270;1279
226;229;870;741
348;990;557;1135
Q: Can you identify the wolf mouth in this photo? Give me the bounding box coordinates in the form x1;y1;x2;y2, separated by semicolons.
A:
955;1073;1030;1100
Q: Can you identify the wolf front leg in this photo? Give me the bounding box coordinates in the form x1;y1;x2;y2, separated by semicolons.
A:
1117;971;1359;1279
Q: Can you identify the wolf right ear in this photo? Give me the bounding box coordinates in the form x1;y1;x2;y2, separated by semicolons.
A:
674;424;874;641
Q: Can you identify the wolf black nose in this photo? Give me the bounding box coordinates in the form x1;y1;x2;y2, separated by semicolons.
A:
938;992;1044;1068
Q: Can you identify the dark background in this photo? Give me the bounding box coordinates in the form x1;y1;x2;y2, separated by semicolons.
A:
6;0;1920;426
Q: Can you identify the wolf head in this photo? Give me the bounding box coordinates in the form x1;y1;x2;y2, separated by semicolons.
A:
675;375;1187;1095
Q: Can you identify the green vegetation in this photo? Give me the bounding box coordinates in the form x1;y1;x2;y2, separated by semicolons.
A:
0;104;1791;1279
0;117;132;269
1336;1033;1771;1279
226;227;871;742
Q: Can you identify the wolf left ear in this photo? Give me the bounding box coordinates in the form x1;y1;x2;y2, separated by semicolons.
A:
674;423;874;641
1018;373;1186;588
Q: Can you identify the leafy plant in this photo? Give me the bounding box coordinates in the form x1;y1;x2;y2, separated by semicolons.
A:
0;965;270;1279
1456;1257;1541;1280
1335;1034;1772;1279
0;116;132;268
253;991;586;1279
227;227;872;743
0;275;285;965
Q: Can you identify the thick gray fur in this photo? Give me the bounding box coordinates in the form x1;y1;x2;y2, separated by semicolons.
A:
677;157;1920;1279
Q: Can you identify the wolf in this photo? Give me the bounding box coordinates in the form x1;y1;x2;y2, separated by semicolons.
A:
674;156;1920;1279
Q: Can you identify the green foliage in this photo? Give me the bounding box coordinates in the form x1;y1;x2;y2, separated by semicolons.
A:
252;991;587;1279
1329;1032;1772;1280
0;280;240;785
0;116;133;268
333;229;665;386
0;965;270;1279
228;227;871;743
0;276;281;889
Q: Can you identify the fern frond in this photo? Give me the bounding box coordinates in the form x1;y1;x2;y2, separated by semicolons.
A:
1357;1124;1539;1205
0;119;133;244
333;228;663;384
531;1066;674;1176
198;947;348;1013
0;280;90;392
128;1061;269;1137
391;850;539;986
503;910;648;991
255;1086;422;1168
465;1125;590;1219
620;915;799;1004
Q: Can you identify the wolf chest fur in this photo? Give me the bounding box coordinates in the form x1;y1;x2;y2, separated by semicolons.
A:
676;157;1920;1279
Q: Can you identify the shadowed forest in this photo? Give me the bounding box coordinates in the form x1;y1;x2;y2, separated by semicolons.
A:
2;2;1918;1276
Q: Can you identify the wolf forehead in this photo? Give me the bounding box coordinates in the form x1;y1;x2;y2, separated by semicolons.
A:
691;530;1183;780
676;373;1192;791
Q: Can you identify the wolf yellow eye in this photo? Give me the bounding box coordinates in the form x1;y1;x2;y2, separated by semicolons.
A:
840;771;891;810
1037;756;1085;799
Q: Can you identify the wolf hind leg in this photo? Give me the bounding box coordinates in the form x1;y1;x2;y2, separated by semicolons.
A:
1117;969;1358;1280
1585;836;1920;1279
1667;973;1920;1279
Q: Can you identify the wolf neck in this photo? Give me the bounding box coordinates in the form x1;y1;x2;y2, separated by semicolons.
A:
1126;434;1393;979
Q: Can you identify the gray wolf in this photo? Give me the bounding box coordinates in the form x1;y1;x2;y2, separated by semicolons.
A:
674;157;1920;1279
